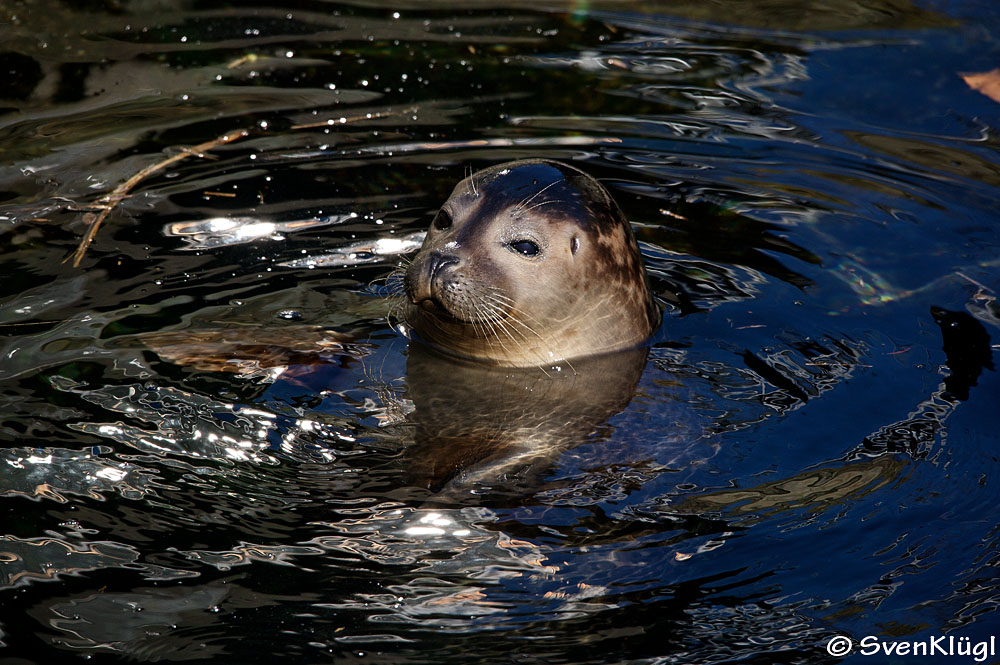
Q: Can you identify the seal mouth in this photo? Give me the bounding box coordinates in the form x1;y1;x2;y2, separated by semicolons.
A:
420;298;484;326
417;297;446;314
404;275;467;324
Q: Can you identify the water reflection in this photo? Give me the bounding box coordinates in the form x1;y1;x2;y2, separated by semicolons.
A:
403;342;651;500
131;321;660;502
32;583;249;658
1;0;999;662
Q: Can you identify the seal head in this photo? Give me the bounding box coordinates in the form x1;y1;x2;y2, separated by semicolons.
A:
403;159;659;366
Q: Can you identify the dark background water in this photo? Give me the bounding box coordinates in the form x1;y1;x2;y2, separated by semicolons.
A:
1;1;999;663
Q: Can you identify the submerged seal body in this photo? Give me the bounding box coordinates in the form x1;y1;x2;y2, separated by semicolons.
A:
403;159;659;366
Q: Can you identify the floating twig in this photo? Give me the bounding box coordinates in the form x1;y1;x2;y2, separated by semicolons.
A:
67;129;251;267
68;105;413;267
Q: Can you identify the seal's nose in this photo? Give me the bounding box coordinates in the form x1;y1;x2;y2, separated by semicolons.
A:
404;251;461;304
428;251;460;278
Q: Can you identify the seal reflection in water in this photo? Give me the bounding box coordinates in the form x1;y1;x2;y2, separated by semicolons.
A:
400;160;661;497
404;341;651;500
402;159;659;367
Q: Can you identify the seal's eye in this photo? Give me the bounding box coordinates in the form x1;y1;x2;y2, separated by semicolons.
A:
509;239;540;257
433;209;452;230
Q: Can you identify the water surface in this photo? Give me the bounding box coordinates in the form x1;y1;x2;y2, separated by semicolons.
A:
1;1;999;663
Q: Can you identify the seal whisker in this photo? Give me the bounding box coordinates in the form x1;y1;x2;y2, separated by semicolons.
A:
465;164;479;198
520;199;561;213
374;262;409;290
482;316;511;355
387;299;407;334
474;289;526;332
473;303;504;349
479;301;521;347
480;300;545;367
483;290;546;338
381;263;414;334
481;297;536;342
459;296;507;353
480;287;578;372
512;180;559;213
477;299;525;355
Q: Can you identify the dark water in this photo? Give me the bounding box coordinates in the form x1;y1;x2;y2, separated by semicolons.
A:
2;1;999;663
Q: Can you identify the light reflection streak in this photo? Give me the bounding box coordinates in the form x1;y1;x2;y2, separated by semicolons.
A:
276;135;624;162
279;232;425;269
1;447;154;503
0;535;193;590
165;214;353;249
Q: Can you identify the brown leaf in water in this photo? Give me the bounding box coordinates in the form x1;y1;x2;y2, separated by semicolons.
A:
962;69;1000;104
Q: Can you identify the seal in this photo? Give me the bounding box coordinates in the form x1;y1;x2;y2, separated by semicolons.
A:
402;159;659;367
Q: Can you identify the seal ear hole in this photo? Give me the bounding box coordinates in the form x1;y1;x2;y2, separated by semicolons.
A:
570;236;580;255
432;209;452;230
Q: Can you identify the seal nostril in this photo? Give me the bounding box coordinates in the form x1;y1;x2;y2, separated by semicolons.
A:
429;251;460;278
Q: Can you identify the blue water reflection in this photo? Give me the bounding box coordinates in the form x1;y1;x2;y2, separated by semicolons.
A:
0;1;997;663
